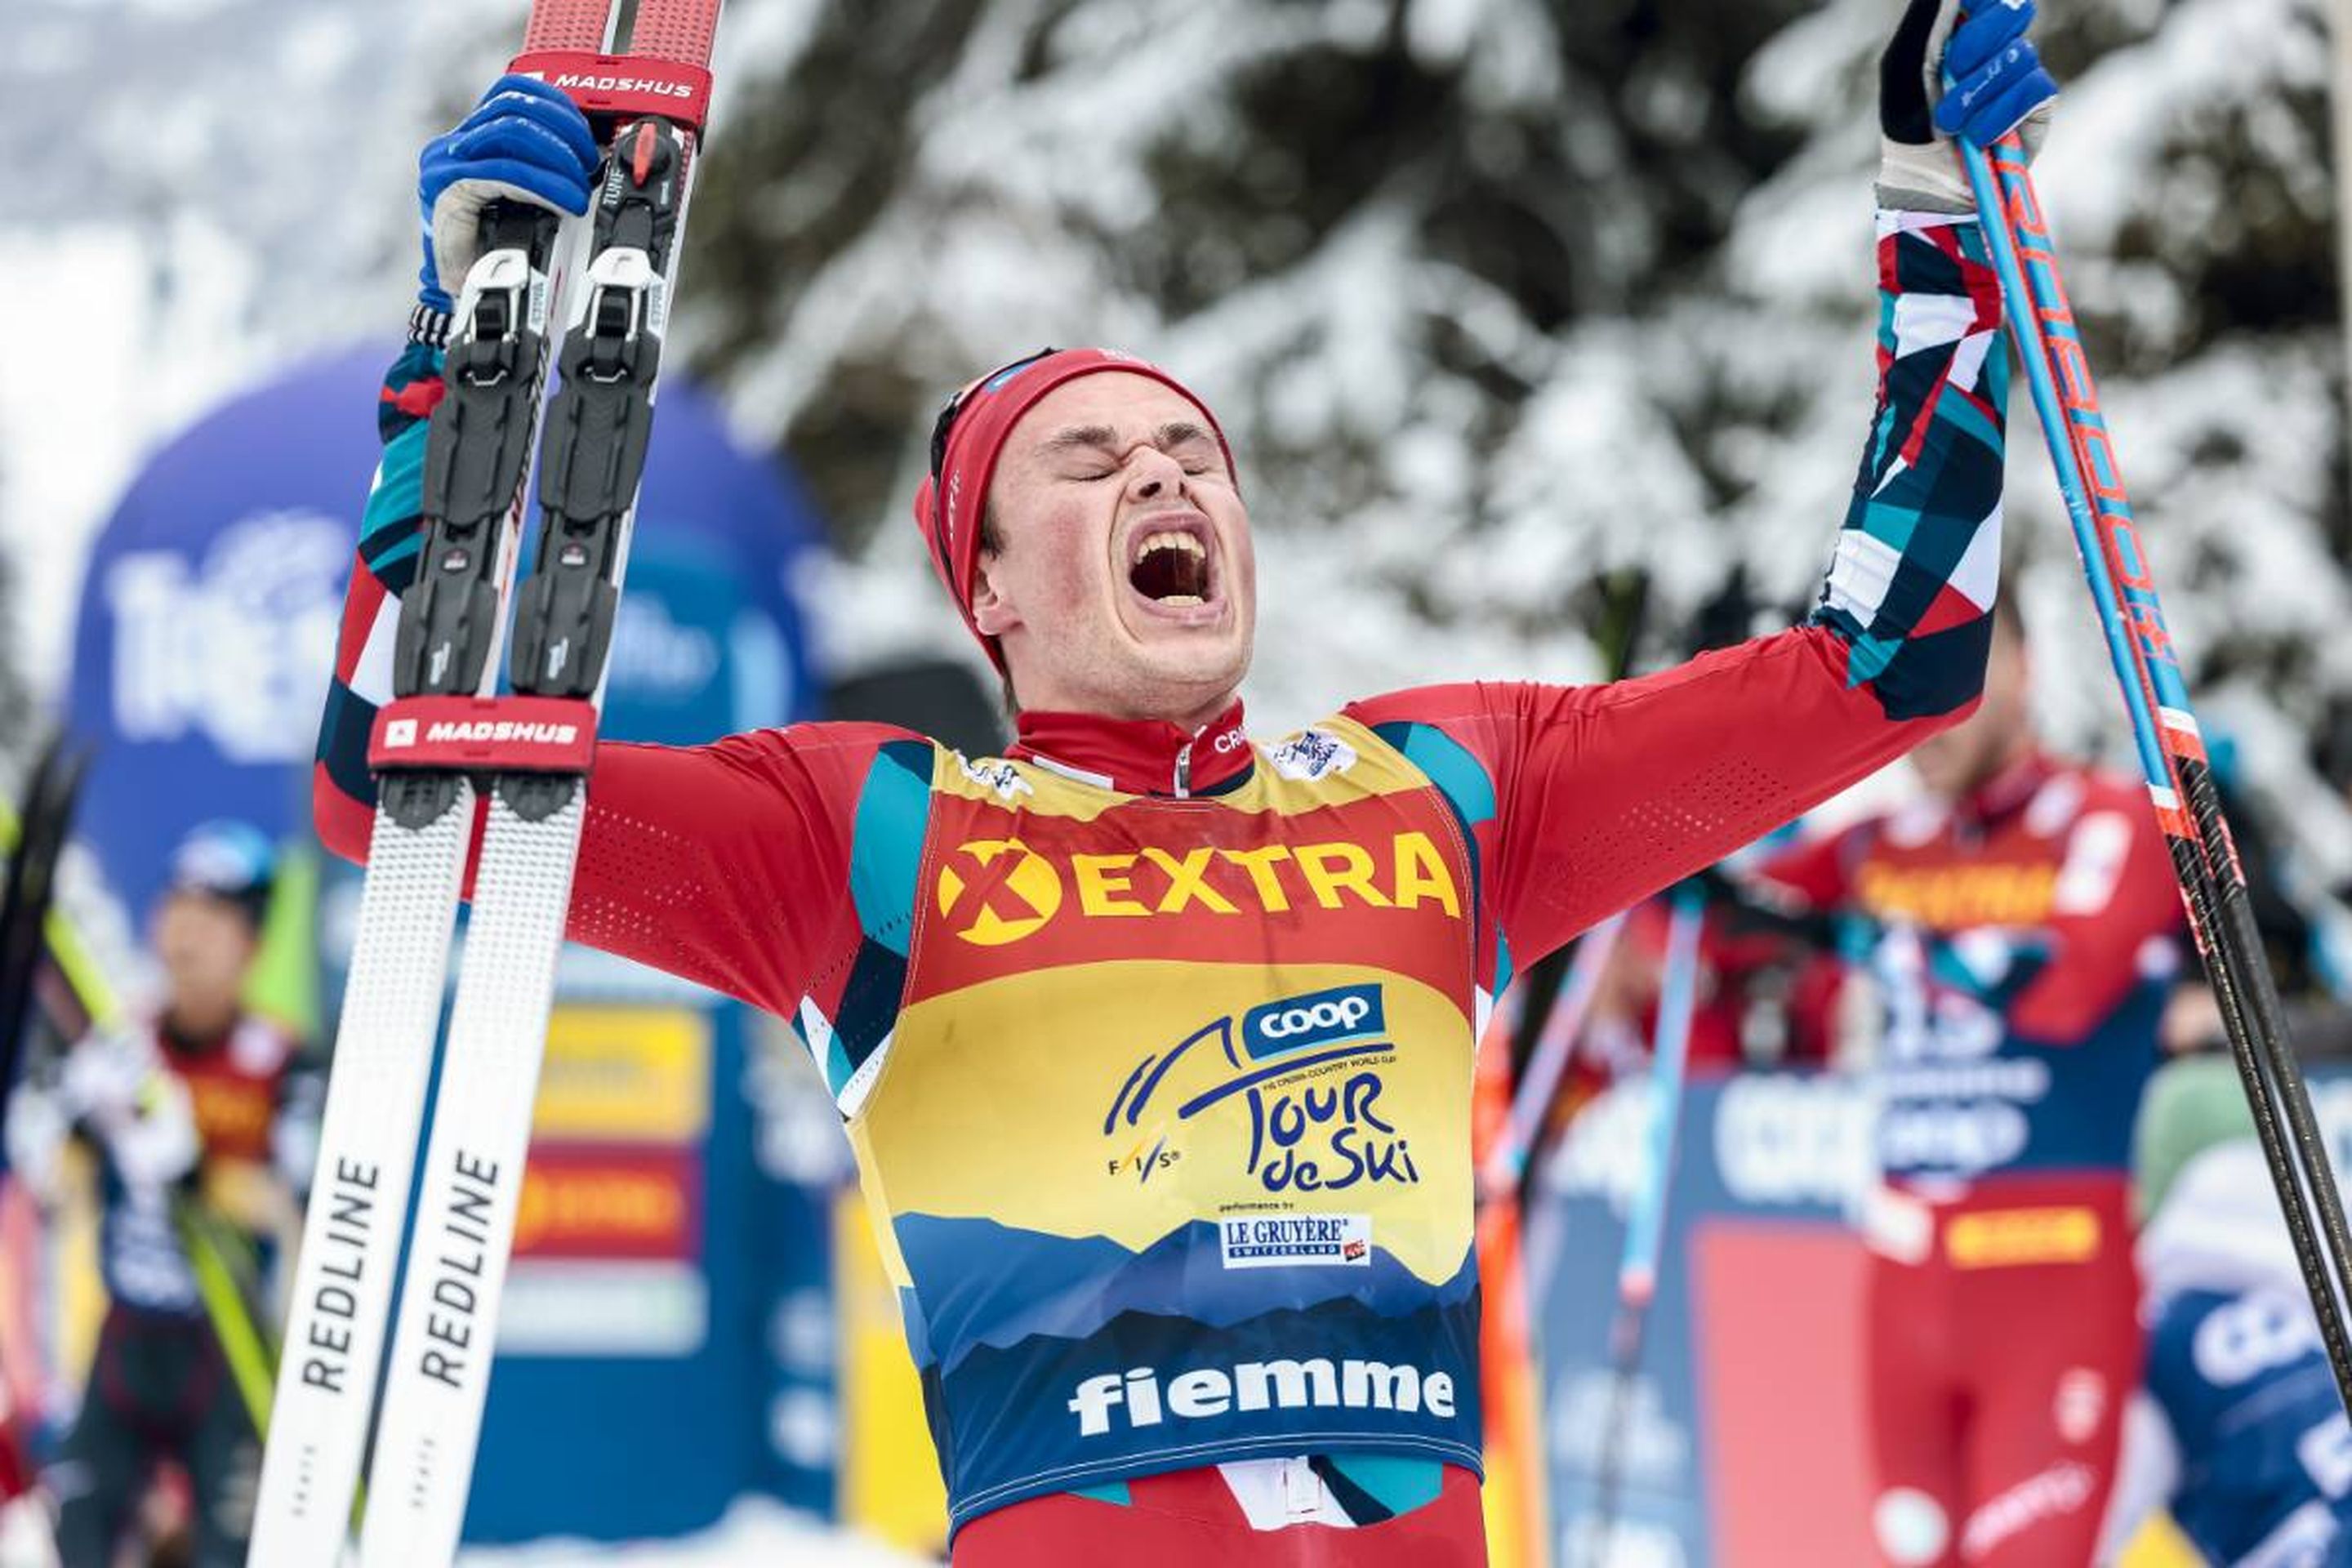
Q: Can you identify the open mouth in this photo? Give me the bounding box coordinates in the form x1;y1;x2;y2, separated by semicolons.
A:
1127;524;1214;608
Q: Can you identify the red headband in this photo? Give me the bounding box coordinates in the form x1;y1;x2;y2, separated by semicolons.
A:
911;348;1235;670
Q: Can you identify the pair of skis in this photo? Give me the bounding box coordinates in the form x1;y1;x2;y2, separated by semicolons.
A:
249;1;723;1561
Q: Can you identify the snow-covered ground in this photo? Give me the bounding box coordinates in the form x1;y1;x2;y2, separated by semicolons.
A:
0;1495;932;1568
459;1499;933;1568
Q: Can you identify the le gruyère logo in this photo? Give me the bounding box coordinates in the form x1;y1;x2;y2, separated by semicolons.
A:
937;831;1460;947
935;840;1065;947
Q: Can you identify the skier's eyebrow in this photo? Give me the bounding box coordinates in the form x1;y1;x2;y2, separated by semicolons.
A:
1041;422;1213;457
1042;425;1122;458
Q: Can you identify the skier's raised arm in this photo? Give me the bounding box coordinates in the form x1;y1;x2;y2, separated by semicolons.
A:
312;77;918;1018
1346;0;2055;978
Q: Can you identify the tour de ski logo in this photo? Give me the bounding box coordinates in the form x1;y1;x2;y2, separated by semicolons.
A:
1102;984;1421;1196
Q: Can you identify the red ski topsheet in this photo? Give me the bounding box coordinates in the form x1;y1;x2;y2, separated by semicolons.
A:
629;0;723;67
522;0;617;54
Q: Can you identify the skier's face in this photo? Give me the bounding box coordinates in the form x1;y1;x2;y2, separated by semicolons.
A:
1909;621;2033;800
973;373;1256;725
151;892;257;1027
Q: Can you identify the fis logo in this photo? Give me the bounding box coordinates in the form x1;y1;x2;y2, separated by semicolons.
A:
956;755;1036;802
1241;986;1386;1060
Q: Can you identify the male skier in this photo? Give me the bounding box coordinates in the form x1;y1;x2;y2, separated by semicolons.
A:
7;823;314;1568
314;3;2056;1561
1753;606;2183;1565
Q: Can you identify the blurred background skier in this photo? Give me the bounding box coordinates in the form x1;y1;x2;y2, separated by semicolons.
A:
7;822;315;1568
1743;604;2185;1565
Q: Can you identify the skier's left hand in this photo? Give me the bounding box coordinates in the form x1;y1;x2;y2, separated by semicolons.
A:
1878;0;2059;212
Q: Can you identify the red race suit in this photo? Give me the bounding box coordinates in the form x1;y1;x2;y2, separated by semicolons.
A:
316;208;2011;1566
1760;751;2183;1566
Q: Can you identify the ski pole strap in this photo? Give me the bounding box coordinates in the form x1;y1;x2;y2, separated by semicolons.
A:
368;696;599;775
509;51;713;130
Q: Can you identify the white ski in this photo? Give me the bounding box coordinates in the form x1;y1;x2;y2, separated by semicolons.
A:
250;1;726;1561
247;2;615;1548
355;7;723;1561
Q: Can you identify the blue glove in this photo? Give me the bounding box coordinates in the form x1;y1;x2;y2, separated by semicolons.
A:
1936;2;2059;147
416;74;601;309
1878;0;2059;212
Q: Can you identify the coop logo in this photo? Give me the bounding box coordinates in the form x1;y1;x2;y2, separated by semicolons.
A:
1715;1074;1874;1209
1242;986;1385;1059
934;832;1460;947
105;510;347;764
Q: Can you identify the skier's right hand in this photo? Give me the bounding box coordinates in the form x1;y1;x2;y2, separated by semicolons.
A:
416;74;600;309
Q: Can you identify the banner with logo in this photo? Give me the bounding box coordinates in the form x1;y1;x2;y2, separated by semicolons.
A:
1533;1071;1872;1568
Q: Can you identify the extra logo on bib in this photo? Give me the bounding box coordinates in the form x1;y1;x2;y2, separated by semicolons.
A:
935;832;1459;947
1219;1213;1372;1269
